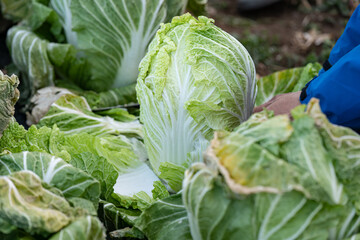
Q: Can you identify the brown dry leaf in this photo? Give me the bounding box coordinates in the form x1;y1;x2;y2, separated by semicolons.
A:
294;29;331;51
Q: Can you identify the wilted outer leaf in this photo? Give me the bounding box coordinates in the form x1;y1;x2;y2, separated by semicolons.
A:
49;216;106;240
135;99;360;240
26;87;72;125
38;94;143;138
0;70;19;135
211;103;346;205
0;171;77;236
182;163;359;240
0;151;101;206
306;99;360;210
137;14;256;191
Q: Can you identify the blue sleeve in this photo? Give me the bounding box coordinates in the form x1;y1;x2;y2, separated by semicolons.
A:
300;45;360;129
328;5;360;65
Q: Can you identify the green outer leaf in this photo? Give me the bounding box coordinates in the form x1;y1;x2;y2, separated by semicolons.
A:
0;0;31;22
38;94;143;138
70;152;118;200
255;62;322;106
98;200;141;232
70;0;167;90
0;171;77;236
345;235;360;240
109;227;145;239
137;13;256;190
90;83;138;109
306;99;360;210
281;113;346;205
28;1;64;42
49;216;106;240
158;162;187;192
50;0;78;46
95;108;137;122
47;42;90;84
0;217;17;234
0;71;19;135
182;163;357;240
6;26;55;95
210;103;346;205
178;99;360;240
55;81;138;109
135;193;191;240
0;151;101;206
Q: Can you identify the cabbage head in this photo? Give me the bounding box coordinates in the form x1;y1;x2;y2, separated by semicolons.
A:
136;13;257;191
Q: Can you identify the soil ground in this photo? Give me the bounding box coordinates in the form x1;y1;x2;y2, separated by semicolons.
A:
207;0;350;76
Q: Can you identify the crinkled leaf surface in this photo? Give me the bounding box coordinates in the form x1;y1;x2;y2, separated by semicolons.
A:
70;152;118;201
0;122;165;209
0;151;101;206
173;99;360;240
0;122;69;160
137;14;256;191
0;171;78;236
182;163;359;240
211;103;346;205
0;71;19;135
49;216;106;240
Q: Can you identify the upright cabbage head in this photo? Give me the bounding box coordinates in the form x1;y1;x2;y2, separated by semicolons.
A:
136;14;257;191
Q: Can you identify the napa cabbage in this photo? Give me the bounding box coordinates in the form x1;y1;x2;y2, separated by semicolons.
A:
136;14;257;191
